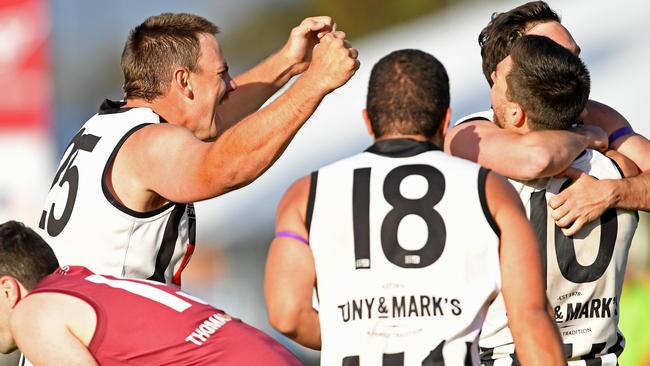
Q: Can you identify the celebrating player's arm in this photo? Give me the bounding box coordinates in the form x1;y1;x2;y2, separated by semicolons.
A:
264;175;321;350
214;16;341;133
10;293;98;366
548;101;650;235
444;116;607;180
118;21;359;210
484;171;567;366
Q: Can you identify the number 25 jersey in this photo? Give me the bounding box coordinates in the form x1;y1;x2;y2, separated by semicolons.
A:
308;139;501;365
38;100;195;286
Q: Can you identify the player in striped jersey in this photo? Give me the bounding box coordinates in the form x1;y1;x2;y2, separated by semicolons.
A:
452;34;638;365
264;49;565;365
445;0;650;236
0;221;301;365
39;13;359;286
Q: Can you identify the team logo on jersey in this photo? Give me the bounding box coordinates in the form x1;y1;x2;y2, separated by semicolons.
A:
337;294;462;323
553;296;618;323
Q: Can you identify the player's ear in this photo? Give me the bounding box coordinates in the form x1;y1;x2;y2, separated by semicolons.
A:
172;67;193;99
432;107;451;147
0;276;22;308
362;109;375;138
512;104;526;128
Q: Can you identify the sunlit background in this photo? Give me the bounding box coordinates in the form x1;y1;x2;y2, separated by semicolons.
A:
0;0;648;364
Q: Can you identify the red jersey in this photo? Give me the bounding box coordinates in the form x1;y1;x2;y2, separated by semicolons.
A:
28;266;302;365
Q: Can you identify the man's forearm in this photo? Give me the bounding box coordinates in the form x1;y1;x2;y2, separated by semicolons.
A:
206;73;327;194
608;171;650;211
516;130;592;178
510;310;567;366
217;49;301;131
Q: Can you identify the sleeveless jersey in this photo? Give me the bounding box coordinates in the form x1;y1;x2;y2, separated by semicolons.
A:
38;99;195;286
455;111;639;365
308;139;501;366
27;266;300;365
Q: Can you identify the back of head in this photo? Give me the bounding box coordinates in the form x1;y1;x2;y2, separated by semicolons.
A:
366;49;449;139
121;13;219;101
0;221;59;290
479;1;560;86
507;35;590;130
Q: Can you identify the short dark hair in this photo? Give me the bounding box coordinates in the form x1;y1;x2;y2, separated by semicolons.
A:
0;221;59;289
366;49;449;138
121;13;220;101
507;35;590;130
479;1;560;86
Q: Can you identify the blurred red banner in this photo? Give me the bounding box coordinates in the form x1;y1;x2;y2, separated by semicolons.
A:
0;0;50;131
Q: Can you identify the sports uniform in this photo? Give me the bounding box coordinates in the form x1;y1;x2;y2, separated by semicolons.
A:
25;266;301;365
39;99;195;286
455;111;639;365
308;138;501;365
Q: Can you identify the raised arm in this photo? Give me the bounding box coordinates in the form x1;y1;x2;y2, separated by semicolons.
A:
120;32;359;206
215;16;337;131
444;119;605;180
10;293;98;366
485;171;566;366
264;175;321;349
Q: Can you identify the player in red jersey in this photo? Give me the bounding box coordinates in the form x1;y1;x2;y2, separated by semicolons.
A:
0;221;301;365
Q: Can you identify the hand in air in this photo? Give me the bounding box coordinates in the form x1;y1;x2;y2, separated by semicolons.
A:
304;28;360;93
283;16;336;74
548;167;616;236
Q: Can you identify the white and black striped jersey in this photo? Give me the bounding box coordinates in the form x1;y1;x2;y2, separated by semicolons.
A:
38;99;195;286
308;138;501;366
455;111;639;365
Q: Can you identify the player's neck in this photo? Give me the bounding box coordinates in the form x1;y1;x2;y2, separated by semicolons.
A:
375;133;430;143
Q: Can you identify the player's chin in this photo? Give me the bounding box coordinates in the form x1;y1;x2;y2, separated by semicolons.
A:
0;342;17;355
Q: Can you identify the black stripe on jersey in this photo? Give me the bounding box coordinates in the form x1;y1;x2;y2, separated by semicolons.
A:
480;346;495;365
422;340;445;365
609;331;625;358
306;171;318;233
101;123;176;218
478;167;500;236
530;190;548;287
98;99;132;114
382;352;404;366
148;203;187;283
365;138;438;158
464;342;474;366
342;356;359;366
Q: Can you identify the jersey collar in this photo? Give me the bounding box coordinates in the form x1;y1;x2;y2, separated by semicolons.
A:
365;138;440;158
98;99;132;115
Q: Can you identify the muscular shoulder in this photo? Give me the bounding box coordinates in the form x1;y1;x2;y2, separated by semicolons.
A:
11;292;97;346
584;100;629;135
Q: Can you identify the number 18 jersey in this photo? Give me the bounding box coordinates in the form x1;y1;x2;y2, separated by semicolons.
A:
308;139;501;366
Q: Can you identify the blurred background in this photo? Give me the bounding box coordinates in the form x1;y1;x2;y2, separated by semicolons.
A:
0;0;648;364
